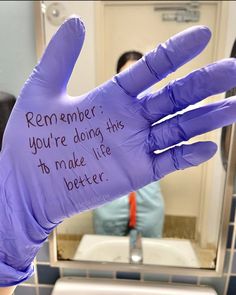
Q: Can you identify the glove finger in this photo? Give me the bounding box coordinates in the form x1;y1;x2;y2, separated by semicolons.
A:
30;16;85;94
152;141;217;180
115;26;211;97
148;96;236;151
141;58;236;123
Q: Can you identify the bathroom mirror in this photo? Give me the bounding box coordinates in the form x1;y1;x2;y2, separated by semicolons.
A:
35;1;236;274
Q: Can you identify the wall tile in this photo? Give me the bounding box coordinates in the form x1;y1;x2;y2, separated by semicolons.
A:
224;250;231;273
37;265;60;285
39;287;54;295
233;176;236;194
231;252;236;273
14;286;36;295
89;270;113;279
227;225;234;249
62;268;87;277
200;276;226;295
37;241;49;263
172;275;197;284
23;273;35;284
116;272;140;280
230;197;236;222
143;273;170;283
228;276;236;295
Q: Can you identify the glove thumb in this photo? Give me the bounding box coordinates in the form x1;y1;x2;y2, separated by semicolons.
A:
23;16;85;97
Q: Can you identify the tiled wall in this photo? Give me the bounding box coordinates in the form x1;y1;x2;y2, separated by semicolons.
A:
13;181;236;295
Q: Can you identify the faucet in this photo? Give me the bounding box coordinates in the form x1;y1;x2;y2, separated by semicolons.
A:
129;229;143;264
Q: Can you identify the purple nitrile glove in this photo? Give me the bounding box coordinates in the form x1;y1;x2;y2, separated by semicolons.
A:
1;17;236;286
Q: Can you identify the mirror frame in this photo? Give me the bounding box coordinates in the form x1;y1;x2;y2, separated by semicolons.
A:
35;0;236;277
48;123;236;277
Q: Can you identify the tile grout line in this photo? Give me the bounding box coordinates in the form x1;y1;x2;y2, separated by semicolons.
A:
140;272;144;282
34;259;39;295
59;267;64;278
223;207;236;294
33;284;54;288
36;261;50;266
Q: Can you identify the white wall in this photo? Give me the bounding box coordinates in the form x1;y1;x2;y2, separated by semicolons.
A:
225;1;236;57
0;1;36;97
57;211;94;235
44;1;96;96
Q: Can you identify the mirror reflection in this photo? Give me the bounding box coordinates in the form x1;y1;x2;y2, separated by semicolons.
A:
41;0;229;269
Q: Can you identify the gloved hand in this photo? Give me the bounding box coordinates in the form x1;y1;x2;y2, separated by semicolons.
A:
1;17;236;286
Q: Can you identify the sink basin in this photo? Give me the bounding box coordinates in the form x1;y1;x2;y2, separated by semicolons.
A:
142;238;200;267
73;235;200;267
73;235;129;263
51;277;217;295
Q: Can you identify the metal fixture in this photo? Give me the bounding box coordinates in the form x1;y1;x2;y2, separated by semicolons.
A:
45;2;67;26
129;229;143;264
154;1;200;23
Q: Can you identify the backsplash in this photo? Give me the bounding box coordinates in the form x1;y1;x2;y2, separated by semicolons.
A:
13;180;236;295
163;215;196;239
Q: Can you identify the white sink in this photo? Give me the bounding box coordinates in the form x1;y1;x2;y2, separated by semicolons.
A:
142;238;200;267
74;235;129;263
73;235;200;267
51;277;217;295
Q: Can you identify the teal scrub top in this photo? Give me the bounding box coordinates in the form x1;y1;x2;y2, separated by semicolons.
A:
93;182;164;238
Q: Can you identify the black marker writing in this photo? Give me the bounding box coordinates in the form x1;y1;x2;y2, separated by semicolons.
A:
106;118;124;133
29;133;67;155
25;106;97;128
73;127;104;144
92;144;111;160
64;172;106;191
55;152;86;171
38;159;51;174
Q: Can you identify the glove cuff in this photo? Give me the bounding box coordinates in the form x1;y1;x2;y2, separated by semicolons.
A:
0;261;34;287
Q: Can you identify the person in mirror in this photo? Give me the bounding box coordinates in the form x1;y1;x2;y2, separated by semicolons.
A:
93;51;165;238
1;17;236;295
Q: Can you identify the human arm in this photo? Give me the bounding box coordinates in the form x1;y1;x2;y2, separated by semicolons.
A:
0;286;16;295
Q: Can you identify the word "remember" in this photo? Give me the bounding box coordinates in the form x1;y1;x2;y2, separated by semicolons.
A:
25;106;97;128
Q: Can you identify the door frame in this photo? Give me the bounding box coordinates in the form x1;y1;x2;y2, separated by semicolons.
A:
94;0;230;248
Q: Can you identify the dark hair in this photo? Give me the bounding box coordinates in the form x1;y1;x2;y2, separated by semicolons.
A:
116;50;143;73
0;92;16;150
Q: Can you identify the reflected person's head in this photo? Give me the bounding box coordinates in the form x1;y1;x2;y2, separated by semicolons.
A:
116;51;143;73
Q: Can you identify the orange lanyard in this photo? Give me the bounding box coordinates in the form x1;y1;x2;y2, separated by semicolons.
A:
128;191;136;228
